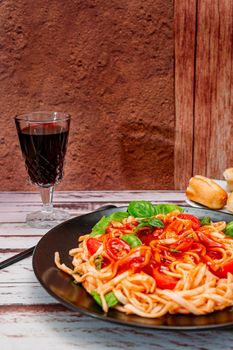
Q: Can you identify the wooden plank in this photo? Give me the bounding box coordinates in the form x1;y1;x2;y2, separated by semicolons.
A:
0;203;190;223
0;308;233;350
174;0;197;189
194;0;233;177
0;223;46;236
0;236;40;250
0;192;187;223
0;283;55;305
0;209;83;223
0;203;91;213
0;254;40;284
1;310;233;350
0;191;186;203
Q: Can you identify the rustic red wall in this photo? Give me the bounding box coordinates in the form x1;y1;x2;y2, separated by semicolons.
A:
0;0;174;191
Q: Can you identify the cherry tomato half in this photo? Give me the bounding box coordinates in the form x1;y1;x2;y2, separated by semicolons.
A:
106;238;130;260
117;246;152;273
137;230;160;246
153;267;178;289
143;260;157;276
211;259;233;278
86;238;102;255
178;214;200;230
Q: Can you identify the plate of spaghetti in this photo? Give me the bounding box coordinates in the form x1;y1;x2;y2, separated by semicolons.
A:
33;202;233;330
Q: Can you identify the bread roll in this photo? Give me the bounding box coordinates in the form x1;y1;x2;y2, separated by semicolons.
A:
226;192;233;213
186;175;227;209
223;168;233;192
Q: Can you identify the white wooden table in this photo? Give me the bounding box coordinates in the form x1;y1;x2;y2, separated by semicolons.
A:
1;191;233;350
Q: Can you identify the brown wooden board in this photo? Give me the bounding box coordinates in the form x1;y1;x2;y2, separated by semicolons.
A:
174;0;197;189
194;0;233;178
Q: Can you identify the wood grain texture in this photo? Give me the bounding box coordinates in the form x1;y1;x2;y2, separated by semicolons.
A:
0;191;186;223
174;0;197;189
3;310;233;350
194;0;233;177
0;191;186;203
2;191;233;350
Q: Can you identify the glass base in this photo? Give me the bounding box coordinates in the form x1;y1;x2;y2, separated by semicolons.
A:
26;209;70;229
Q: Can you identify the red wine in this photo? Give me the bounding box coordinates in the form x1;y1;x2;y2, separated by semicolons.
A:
17;125;69;187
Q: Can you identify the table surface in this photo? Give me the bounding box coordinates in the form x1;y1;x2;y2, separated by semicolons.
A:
1;190;233;350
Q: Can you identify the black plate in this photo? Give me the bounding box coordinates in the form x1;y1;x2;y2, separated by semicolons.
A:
33;205;233;330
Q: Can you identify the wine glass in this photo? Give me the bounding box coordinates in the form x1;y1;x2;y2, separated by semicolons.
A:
15;111;71;228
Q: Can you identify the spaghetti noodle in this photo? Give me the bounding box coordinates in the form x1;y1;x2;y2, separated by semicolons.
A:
55;204;233;318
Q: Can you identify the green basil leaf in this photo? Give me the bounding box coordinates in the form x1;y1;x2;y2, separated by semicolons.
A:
90;291;102;306
90;291;119;308
128;200;155;218
105;292;119;307
132;218;164;234
153;204;184;215
121;234;142;248
108;212;129;221
200;216;211;226
224;221;233;237
90;216;110;236
132;222;150;234
90;212;129;237
146;218;164;228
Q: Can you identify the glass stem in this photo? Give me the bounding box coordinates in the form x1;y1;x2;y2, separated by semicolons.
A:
40;187;54;213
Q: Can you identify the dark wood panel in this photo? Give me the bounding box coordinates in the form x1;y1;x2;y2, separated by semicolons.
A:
194;0;233;178
174;0;197;189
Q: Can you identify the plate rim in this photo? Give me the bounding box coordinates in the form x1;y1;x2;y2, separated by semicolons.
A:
32;205;233;331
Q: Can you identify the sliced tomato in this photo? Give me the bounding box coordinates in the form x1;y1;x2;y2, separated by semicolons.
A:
172;237;194;252
118;257;143;274
153;267;178;289
211;259;233;278
117;246;152;273
197;232;223;248
178;214;200;230
207;249;222;260
125;223;135;230
101;256;110;268
137;230;160;246
86;238;102;255
106;238;130;260
143;260;157;276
